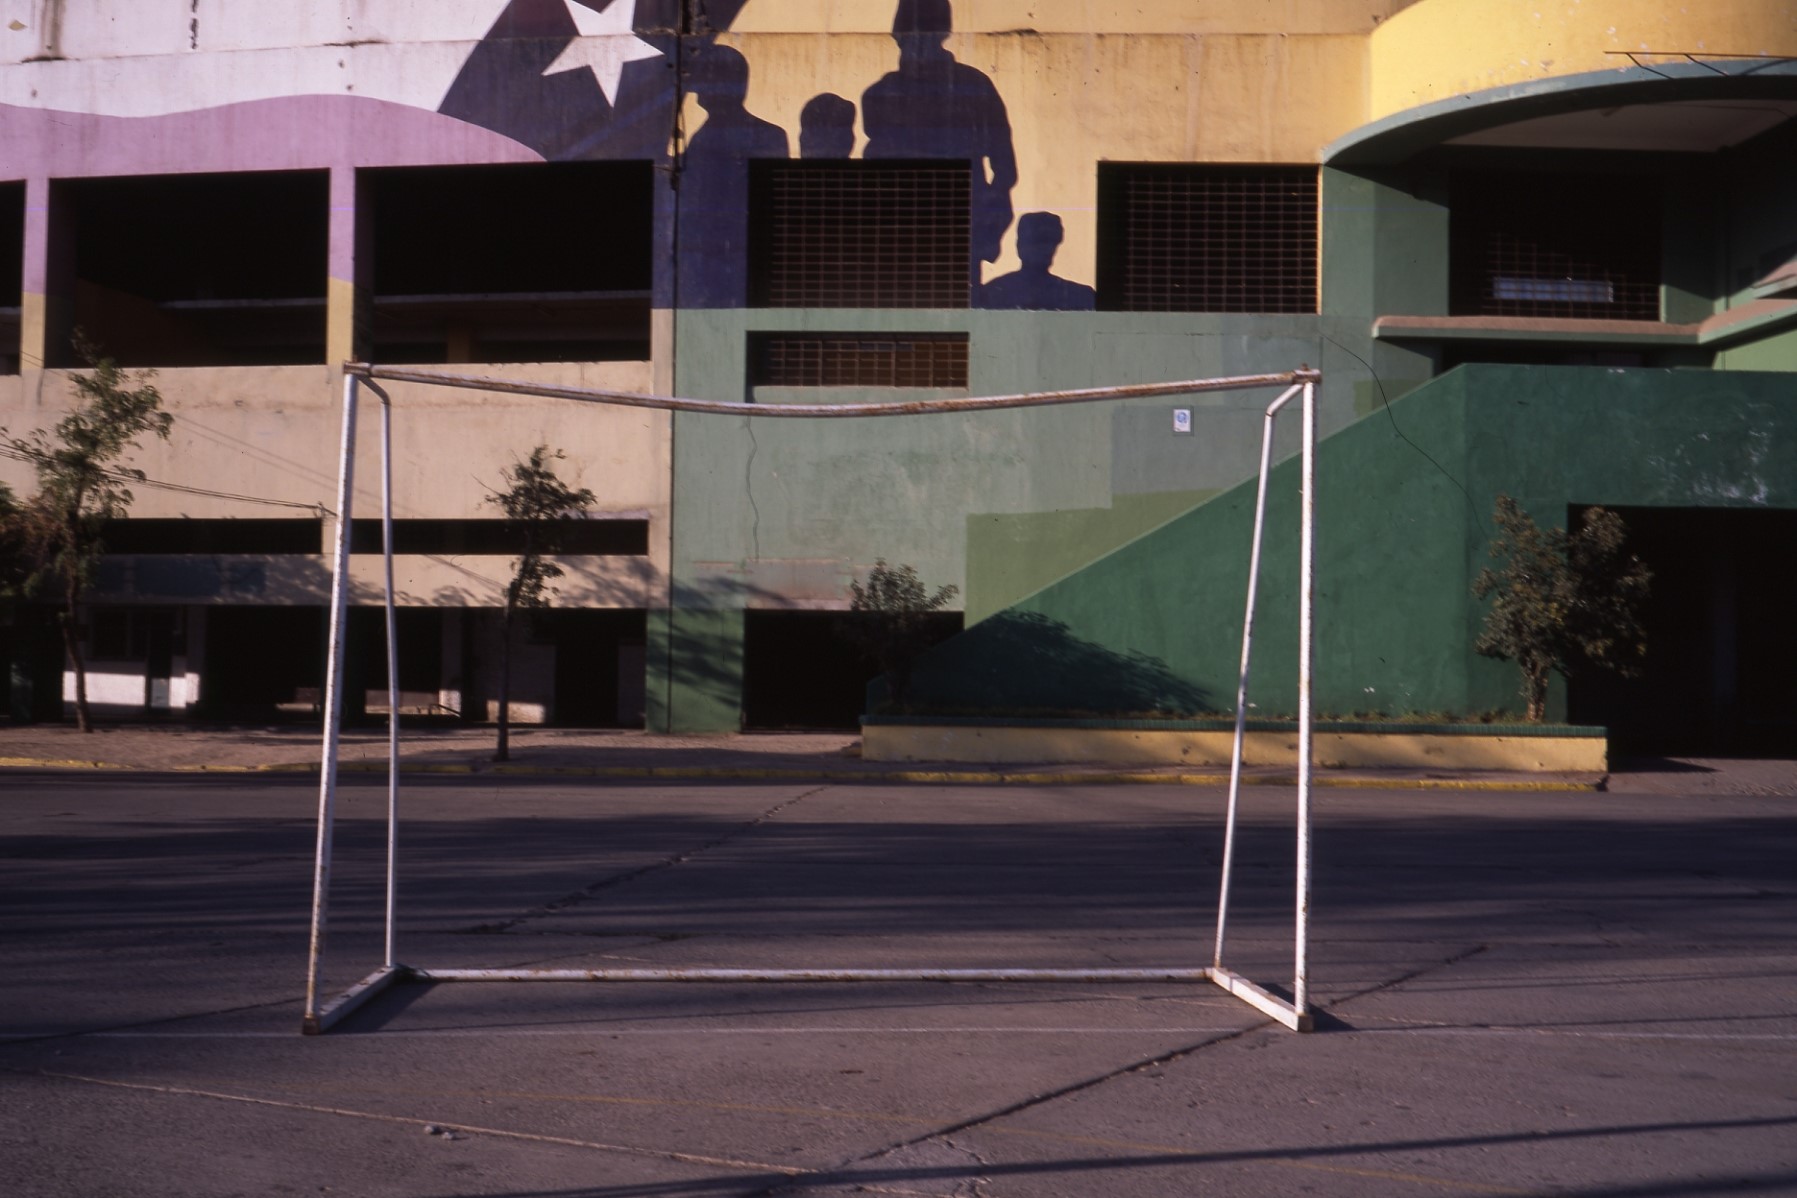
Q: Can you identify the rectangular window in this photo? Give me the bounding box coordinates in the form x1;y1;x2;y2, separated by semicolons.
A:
348;518;648;556
1450;171;1661;321
750;162;971;308
748;333;969;388
364;161;652;364
1097;164;1318;314
52;171;329;368
99;519;325;555
0;182;20;375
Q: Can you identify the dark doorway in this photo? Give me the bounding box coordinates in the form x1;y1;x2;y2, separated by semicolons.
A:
542;609;648;728
201;606;326;719
1568;506;1797;755
743;609;962;730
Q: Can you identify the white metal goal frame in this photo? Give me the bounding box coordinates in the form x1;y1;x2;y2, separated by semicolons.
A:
302;362;1322;1035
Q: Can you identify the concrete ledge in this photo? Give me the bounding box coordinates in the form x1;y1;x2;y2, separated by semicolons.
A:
862;717;1607;773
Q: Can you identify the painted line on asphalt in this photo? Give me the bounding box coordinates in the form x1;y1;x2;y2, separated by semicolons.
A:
30;1068;1533;1195
1358;1026;1797;1042
29;1070;808;1176
85;1026;1247;1039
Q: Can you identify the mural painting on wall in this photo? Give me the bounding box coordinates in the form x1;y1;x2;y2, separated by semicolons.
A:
441;0;679;164
0;0;1085;311
443;0;1069;310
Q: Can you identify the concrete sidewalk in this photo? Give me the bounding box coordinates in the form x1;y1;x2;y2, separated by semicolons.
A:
0;721;1631;790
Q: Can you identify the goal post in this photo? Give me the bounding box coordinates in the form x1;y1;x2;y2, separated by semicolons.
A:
302;363;1321;1035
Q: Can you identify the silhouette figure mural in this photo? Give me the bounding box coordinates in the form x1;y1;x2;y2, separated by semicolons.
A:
799;93;857;159
979;212;1095;311
442;0;1043;309
677;41;790;307
861;0;1018;270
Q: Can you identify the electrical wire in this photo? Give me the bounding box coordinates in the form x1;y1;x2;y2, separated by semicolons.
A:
0;443;331;515
1321;334;1489;539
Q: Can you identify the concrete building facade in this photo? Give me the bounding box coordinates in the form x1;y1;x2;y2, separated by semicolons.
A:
1;0;1793;749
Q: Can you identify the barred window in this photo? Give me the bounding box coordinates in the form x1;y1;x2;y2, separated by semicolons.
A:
1097;164;1318;313
750;162;970;308
1450;172;1661;321
749;333;969;388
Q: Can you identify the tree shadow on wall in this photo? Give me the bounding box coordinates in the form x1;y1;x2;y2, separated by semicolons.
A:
904;609;1212;716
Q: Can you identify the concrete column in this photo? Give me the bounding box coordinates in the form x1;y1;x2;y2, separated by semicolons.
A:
325;167;367;367
21;176;74;370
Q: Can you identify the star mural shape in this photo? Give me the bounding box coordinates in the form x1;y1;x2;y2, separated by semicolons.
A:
542;0;662;105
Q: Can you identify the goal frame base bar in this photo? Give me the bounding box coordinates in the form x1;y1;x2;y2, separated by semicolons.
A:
302;964;1312;1035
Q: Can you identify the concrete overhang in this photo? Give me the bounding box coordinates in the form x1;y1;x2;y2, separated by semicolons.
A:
1327;58;1797;167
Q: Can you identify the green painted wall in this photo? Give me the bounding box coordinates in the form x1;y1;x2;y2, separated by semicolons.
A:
964;489;1216;623
655;304;1381;730
1718;324;1797;372
902;365;1797;722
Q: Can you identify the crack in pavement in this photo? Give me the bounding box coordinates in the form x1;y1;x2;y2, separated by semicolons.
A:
461;785;832;934
755;944;1494;1196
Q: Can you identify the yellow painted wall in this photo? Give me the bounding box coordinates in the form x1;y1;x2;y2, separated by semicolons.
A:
1368;0;1797;119
706;30;1366;286
731;0;1416;35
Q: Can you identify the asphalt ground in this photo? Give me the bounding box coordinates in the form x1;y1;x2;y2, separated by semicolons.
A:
2;770;1794;1197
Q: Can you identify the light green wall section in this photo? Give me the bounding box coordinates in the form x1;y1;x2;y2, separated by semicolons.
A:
1662;171;1722;324
668;307;1362;601
1716;325;1797;372
963;489;1216;624
1321;165;1450;320
656;306;1379;730
646;607;744;734
1722;123;1797;309
903;365;1797;722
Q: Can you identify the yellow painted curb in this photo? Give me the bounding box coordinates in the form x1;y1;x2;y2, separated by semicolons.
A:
0;756;1603;791
0;756;136;770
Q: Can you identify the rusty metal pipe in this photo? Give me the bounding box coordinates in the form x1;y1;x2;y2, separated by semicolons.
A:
343;363;1319;419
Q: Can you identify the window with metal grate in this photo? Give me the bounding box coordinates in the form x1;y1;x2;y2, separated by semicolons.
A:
750;162;971;308
1096;164;1318;314
1450;171;1661;321
749;333;969;388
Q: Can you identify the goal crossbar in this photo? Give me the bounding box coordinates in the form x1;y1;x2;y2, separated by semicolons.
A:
303;363;1321;1035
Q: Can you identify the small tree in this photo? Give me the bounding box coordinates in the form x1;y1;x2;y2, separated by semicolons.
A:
0;481;25;602
1472;495;1650;722
840;560;958;708
486;445;594;761
3;340;172;731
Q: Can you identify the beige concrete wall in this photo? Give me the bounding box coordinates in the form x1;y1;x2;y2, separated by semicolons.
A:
0;361;669;609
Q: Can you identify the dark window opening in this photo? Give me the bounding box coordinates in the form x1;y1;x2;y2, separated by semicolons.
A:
52;171;329;368
0;182;21;374
197;607;325;719
1568;506;1797;756
365;162;652;364
1096;164;1318;313
749;332;969;389
1450;172;1661;321
100;519;324;555
750;161;971;308
542;608;648;728
742;609;963;730
348;518;649;556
